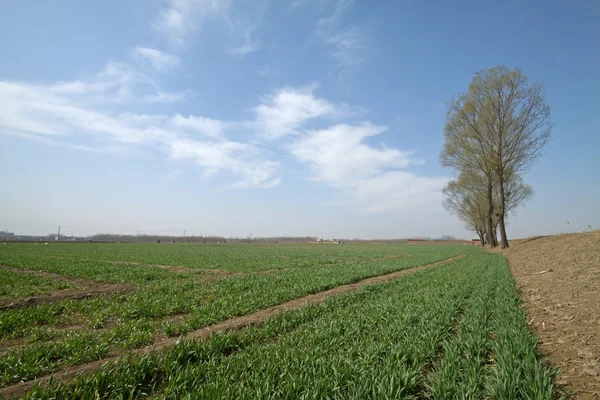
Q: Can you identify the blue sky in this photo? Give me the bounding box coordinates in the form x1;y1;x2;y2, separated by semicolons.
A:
1;0;598;239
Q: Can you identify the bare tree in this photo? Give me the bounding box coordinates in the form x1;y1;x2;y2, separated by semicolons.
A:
443;169;534;247
441;66;551;248
479;67;551;248
441;89;498;247
443;171;489;247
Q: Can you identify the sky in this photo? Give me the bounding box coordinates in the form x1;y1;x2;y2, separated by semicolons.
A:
1;0;599;239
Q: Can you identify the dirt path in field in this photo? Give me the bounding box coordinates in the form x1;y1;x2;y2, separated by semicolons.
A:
0;254;463;399
0;265;133;310
500;231;600;399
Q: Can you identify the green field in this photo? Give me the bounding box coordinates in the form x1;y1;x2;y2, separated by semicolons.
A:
0;242;556;399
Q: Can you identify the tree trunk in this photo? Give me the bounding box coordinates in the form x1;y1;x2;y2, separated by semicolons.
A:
478;230;485;247
492;208;499;245
498;179;510;249
498;216;509;249
486;175;498;248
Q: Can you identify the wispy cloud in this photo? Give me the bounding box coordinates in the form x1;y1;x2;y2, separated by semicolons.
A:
132;47;180;71
326;26;368;68
0;63;279;190
41;61;184;104
140;91;186;103
156;0;231;46
315;0;369;79
168;139;280;189
291;0;329;11
228;26;260;57
171;114;230;138
1;56;445;210
317;0;353;26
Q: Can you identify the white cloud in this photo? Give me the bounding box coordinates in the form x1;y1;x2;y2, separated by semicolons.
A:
171;114;229;138
315;0;369;78
1;59;445;208
39;61;183;104
4;131;127;155
0;63;279;190
326;26;368;68
156;0;230;45
228;25;260;57
291;123;412;183
290;122;447;213
169;139;280;189
48;61;143;96
140;91;186;103
133;47;180;71
253;85;339;139
291;0;326;9
317;0;354;27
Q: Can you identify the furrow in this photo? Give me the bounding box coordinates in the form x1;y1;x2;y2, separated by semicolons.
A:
0;254;463;398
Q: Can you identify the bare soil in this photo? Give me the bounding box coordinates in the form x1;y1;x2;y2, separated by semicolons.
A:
0;254;463;398
0;266;133;310
501;231;600;399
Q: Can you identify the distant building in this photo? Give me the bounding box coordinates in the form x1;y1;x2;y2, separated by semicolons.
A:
0;231;14;238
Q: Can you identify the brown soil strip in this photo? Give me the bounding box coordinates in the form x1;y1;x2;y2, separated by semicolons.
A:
0;286;132;311
0;266;133;310
501;231;600;399
0;265;110;288
0;339;25;357
0;254;464;398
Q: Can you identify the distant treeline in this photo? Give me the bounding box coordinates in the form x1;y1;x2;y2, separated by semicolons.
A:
89;234;319;243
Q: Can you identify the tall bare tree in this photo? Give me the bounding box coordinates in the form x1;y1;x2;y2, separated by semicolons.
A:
441;86;498;247
479;67;551;248
441;66;551;248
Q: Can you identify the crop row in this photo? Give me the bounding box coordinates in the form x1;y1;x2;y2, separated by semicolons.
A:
426;255;557;399
0;250;462;387
11;252;555;399
0;242;461;274
14;255;473;398
0;270;73;300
